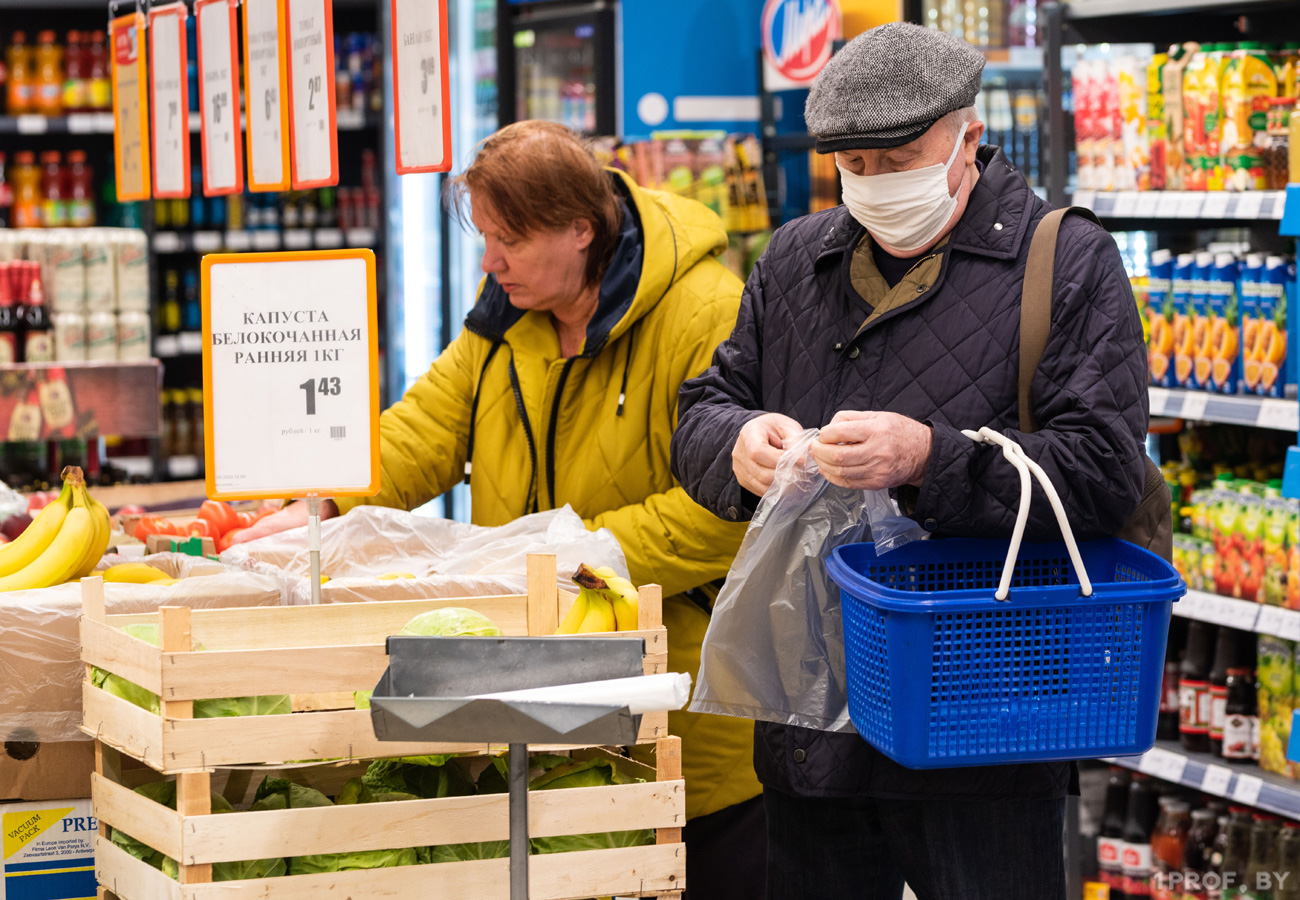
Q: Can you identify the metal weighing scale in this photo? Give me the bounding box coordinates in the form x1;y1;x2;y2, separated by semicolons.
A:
369;635;647;900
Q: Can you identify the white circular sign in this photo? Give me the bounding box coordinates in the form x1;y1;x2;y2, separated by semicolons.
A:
637;92;669;128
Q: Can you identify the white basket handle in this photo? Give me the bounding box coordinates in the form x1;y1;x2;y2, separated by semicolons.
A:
960;427;1093;601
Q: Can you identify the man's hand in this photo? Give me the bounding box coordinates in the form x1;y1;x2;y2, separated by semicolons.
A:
810;411;932;490
228;499;340;545
732;413;806;497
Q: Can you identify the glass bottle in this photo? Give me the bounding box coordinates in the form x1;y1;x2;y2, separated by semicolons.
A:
1220;808;1256;900
39;151;65;228
1244;814;1281;900
33;30;64;117
1181;620;1216;753
61;30;85;114
1152;799;1192;899
1277;822;1300;900
1223;667;1260;761
86;30;110;111
1184;808;1219;900
1121;774;1161;899
6;31;34;115
1098;766;1132;893
10;151;41;230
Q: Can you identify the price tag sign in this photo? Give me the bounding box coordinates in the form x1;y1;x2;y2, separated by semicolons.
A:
1156;192;1183;217
1112;191;1139;218
1071;190;1095;211
1178;391;1209;422
1135;192;1161;218
1201;764;1233;797
1178;193;1205;218
1234;191;1265;220
196;0;244;196
110;13;151;202
243;0;292;191
1138;747;1188;783
1201;192;1231;219
202;249;379;500
1257;398;1299;432
1271;191;1288;220
1148;386;1170;416
392;0;452;174
1202;594;1260;631
149;4;191;199
1256;605;1297;639
286;0;339;189
1231;773;1264;807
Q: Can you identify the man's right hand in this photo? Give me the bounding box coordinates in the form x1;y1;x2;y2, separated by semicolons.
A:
228;499;339;545
732;413;805;497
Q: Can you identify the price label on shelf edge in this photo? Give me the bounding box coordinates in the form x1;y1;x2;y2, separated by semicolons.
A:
1257;398;1298;432
1111;191;1139;218
286;0;339;189
243;0;292;191
1156;192;1184;218
149;3;191;199
1231;773;1264;807
1234;191;1265;221
196;0;244;196
1071;190;1095;211
1201;763;1232;797
110;12;151;202
391;0;452;174
202;249;379;500
1200;192;1232;220
1177;193;1205;218
1138;747;1188;784
1134;192;1161;218
1178;391;1209;423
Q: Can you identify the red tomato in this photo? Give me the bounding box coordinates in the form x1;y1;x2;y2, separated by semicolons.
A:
234;511;259;529
216;528;246;553
134;515;181;542
197;500;239;536
186;519;214;538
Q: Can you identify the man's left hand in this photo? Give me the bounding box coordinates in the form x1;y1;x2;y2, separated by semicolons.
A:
810;411;932;490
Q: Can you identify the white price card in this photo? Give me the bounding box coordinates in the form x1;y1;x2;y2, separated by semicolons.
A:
1257;398;1299;432
196;0;244;196
391;0;452;173
1256;605;1300;640
286;0;339;188
1156;192;1184;217
1071;190;1095;211
1178;391;1209;422
1201;763;1233;797
1148;386;1171;416
1231;773;1264;807
1178;193;1205;218
243;0;292;191
202;249;379;500
1271;191;1288;220
110;13;151;202
1135;192;1161;218
1138;747;1188;783
1201;192;1231;219
1203;594;1260;631
194;231;223;253
1234;191;1265;220
149;3;191;199
1112;191;1140;218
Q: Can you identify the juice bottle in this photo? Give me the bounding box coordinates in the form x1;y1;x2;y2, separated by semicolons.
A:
1148;52;1169;189
1278;41;1300;98
65;151;94;227
39;151;65;228
1238;482;1265;600
10;151;42;229
1208;252;1240;393
1241;253;1266;392
1073;59;1097;190
1288;497;1300;610
1148;249;1175;386
1118;55;1150;190
1173;253;1197;386
33;31;64;117
61;31;85;114
6;31;34;115
1182;44;1217;190
1221;42;1278;191
1191;251;1216;389
1264;481;1288;606
87;31;110;111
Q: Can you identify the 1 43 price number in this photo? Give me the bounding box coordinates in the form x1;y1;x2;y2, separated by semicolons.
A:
299;376;340;415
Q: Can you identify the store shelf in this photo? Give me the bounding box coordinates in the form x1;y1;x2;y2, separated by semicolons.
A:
1104;740;1300;819
1149;387;1299;432
0;113;116;135
1073;190;1288;224
1067;0;1294;19
153;228;377;255
1174;589;1300;639
154;332;204;359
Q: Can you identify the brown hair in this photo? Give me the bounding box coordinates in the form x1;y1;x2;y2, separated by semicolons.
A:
447;120;624;287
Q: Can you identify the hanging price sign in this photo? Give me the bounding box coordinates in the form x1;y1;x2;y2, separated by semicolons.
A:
149;3;191;198
391;0;451;174
110;12;151;202
202;250;379;500
286;0;339;189
243;0;293;191
196;0;244;196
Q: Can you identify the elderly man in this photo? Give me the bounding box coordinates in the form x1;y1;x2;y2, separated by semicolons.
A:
669;21;1148;900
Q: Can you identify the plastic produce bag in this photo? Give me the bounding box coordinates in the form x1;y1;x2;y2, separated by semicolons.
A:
690;430;926;732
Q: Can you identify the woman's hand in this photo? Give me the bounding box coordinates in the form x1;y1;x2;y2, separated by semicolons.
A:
227;499;340;545
810;411;932;491
732;413;805;496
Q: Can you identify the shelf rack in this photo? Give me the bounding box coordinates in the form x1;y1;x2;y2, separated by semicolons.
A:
1105;741;1300;820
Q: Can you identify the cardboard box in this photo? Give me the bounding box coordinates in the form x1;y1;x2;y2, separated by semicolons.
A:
0;744;92;804
0;798;95;900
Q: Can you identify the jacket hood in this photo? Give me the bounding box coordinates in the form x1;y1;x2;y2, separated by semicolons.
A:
465;168;729;357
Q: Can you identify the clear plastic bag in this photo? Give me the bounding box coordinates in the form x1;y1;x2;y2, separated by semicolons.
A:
690;429;926;732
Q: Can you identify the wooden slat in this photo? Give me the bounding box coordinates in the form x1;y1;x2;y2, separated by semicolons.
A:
95;835;183;900
82;617;163;694
182;781;683;864
656;736;683;846
180;843;686;900
83;575;107;622
527;553;559;636
638;583;663;631
92;773;184;860
161;645;389;699
160;607;195;723
95;742;123;839
175;772;213;884
82;684;166;771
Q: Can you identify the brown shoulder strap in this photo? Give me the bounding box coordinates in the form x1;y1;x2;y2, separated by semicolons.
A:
1019;207;1100;434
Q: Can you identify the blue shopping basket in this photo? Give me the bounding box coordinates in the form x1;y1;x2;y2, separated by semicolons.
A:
824;428;1185;769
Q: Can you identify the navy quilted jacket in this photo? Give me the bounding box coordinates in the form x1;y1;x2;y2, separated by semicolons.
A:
670;146;1148;799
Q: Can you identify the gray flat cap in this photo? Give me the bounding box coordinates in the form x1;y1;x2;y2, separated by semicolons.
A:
805;22;985;153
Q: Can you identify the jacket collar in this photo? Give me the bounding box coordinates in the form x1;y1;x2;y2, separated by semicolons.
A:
813;145;1034;267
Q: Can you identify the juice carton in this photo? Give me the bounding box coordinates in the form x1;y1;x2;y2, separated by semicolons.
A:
1148;53;1169;189
1073;59;1097;190
1190;252;1216;389
1163;43;1198;190
1173;253;1198;387
1240;253;1266;392
1172;533;1192;585
1117;55;1151;190
1257;635;1295;777
1264;484;1289;606
1182;45;1221;190
1147;250;1176;386
1198;537;1218;593
1237;483;1265;601
1220;42;1277;191
1211;476;1242;596
1207;253;1241;393
1288;497;1300;610
1191;487;1212;540
1256;255;1292;398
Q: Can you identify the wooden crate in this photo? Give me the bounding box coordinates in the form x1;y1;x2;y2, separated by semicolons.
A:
80;554;670;772
91;739;685;900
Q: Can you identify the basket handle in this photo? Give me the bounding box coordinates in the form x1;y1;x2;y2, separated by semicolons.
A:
960;428;1093;601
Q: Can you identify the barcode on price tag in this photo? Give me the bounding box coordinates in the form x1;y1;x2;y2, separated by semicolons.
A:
392;0;451;173
286;0;339;188
1201;764;1232;796
1231;774;1264;807
330;425;345;439
195;0;244;195
1138;747;1188;783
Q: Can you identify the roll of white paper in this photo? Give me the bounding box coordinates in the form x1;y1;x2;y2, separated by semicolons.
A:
478;672;692;716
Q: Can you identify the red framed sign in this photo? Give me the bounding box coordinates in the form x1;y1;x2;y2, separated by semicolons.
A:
148;2;191;199
243;0;293;192
286;0;340;189
391;0;452;174
110;13;151;202
195;0;245;196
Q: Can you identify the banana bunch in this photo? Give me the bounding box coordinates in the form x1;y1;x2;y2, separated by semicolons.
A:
0;466;110;592
102;563;177;586
554;564;640;634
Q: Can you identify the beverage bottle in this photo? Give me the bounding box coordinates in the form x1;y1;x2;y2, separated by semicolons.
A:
61;31;85;114
10;151;41;229
1244;813;1281;900
53;308;86;362
87;31;110;111
33;31;64;117
1277;822;1300;900
1152;798;1191;900
23;264;54;363
161;270;181;335
1223;667;1260;761
1120;774;1160;899
181;269;200;332
1184;809;1219;900
0;153;13;229
1181;620;1216;752
1160;623;1184;741
1220;808;1255;900
115;309;150;361
7;31;34;115
1098;765;1132;893
39;151;65;228
0;264;17;364
1209;814;1232;900
65;151;94;227
1209;627;1238;756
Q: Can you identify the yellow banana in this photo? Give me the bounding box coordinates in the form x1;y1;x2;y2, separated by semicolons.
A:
573;564;639;631
102;562;173;584
576;591;616;632
555;589;590;635
377;572;416;580
71;476;111;580
0;501;95;592
0;482;71;577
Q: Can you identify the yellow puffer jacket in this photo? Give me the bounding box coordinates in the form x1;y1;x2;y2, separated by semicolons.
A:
335;169;759;820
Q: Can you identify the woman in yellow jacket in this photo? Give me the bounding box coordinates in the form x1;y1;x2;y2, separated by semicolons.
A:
235;121;762;896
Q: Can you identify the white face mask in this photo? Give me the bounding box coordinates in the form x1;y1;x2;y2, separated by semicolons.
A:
836;123;970;254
